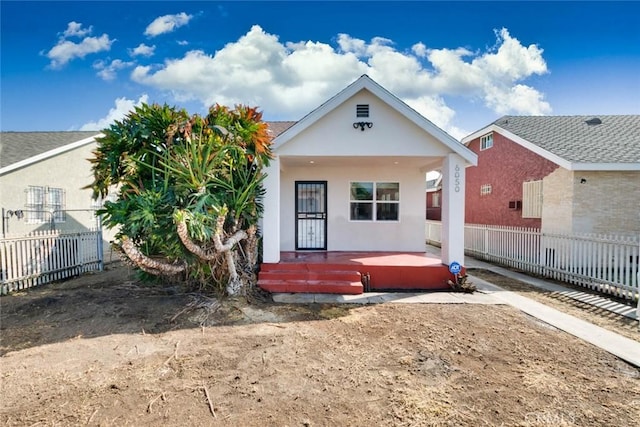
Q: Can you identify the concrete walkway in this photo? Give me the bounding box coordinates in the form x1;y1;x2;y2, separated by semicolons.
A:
273;290;503;305
273;249;640;367
463;254;638;320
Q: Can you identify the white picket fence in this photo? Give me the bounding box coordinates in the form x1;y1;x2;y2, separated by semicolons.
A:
0;229;103;294
426;221;640;301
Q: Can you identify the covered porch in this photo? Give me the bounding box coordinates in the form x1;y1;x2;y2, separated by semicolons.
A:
257;250;461;294
259;75;477;295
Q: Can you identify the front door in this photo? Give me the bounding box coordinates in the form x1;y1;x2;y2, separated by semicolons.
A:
295;181;327;250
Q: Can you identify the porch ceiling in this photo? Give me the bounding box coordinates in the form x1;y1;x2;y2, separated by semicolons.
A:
279;155;442;170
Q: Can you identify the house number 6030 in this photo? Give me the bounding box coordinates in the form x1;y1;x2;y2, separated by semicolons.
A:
454;164;461;193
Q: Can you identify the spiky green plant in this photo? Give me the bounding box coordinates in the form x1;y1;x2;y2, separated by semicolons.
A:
87;103;272;295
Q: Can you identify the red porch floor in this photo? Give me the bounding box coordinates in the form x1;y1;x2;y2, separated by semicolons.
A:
258;251;461;294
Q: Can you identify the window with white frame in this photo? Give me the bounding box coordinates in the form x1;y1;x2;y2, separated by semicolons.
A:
480;184;492;196
25;186;66;223
432;192;440;208
522;180;543;218
350;182;399;221
480;133;493;150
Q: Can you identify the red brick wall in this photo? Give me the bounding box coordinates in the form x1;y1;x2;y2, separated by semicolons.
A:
465;132;559;227
425;190;442;220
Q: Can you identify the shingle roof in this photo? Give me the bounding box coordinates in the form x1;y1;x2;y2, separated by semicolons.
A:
0;124;296;170
266;121;296;137
493;115;640;164
0;131;99;168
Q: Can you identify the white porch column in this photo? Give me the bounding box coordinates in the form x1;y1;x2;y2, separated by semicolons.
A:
441;153;466;266
262;157;281;263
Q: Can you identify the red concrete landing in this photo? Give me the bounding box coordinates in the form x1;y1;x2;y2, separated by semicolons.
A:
258;252;462;294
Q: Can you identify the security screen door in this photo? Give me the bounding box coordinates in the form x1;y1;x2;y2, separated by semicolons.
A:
295;181;327;250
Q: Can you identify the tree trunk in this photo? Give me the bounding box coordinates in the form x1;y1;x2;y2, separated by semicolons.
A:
120;236;186;276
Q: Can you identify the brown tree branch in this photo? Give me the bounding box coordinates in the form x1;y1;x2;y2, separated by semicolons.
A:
120;236;186;275
212;215;247;252
175;218;217;261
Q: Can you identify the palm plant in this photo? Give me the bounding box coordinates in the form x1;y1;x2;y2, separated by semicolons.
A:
87;103;272;295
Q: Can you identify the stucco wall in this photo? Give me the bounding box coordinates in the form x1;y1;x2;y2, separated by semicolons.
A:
465;132;558;226
277;90;450;158
280;164;426;252
0;143;118;258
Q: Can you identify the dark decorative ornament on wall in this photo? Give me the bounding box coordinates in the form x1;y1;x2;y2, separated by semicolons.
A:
353;121;373;131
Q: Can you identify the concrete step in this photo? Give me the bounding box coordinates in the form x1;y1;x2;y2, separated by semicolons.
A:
259;270;362;282
257;279;363;294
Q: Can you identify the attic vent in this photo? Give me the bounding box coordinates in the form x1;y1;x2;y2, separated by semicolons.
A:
356;104;369;118
585;117;602;126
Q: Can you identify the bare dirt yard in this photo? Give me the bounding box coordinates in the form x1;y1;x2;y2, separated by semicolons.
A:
1;262;639;426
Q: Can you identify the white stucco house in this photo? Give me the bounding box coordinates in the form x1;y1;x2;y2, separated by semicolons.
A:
260;75;477;276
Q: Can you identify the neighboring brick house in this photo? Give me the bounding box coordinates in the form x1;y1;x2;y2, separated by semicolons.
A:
425;174;442;220
461;115;640;235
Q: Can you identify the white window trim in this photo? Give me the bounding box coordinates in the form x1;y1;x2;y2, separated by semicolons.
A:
480;132;493;150
349;181;400;222
480;184;492;196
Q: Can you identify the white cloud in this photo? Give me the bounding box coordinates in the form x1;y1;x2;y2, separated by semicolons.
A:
130;25;551;136
177;40;189;46
485;84;551;115
411;42;428;58
129;43;156;57
63;22;92;38
94;59;134;81
337;33;367;57
404;95;468;139
144;12;192;37
45;22;114;69
477;28;547;80
80;95;149;130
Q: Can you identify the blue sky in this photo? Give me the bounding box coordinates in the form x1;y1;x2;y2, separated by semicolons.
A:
1;1;639;139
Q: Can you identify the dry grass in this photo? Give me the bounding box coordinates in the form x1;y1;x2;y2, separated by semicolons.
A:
469;269;640;342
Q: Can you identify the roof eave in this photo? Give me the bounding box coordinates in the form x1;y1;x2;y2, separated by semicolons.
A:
274;75;478;166
463;125;571;169
0;133;103;176
569;163;640;171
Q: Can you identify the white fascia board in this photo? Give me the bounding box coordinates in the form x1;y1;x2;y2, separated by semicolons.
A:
274;75;478;166
463;124;571;169
462;125;639;172
497;128;572;169
373;86;478;166
272;76;368;151
461;124;499;145
570;163;640;171
0;133;103;176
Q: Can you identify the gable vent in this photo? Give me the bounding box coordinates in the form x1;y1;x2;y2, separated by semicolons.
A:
356;104;369;118
585;117;602;126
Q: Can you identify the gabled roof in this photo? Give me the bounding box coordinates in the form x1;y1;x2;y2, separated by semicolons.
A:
462;115;640;171
266;121;296;138
272;74;477;165
0;131;102;175
0;123;294;176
